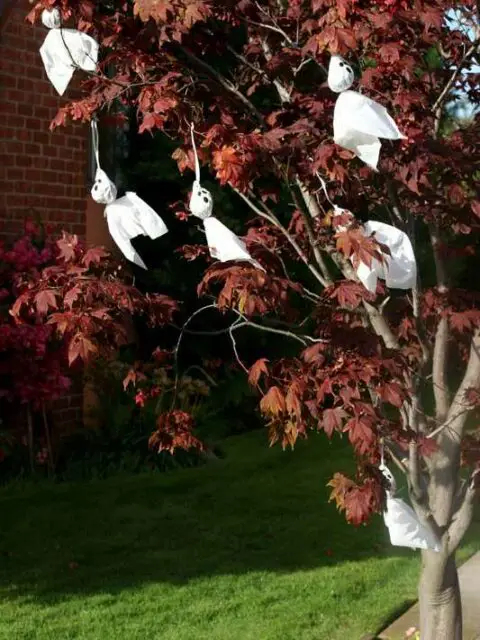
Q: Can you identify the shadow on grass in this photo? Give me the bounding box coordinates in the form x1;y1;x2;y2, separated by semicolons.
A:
0;431;414;605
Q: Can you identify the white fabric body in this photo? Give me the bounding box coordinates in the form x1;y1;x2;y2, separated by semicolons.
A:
333;90;406;170
356;220;417;293
39;26;99;95
328;55;354;93
203;217;255;263
379;464;441;552
104;193;168;270
383;496;441;552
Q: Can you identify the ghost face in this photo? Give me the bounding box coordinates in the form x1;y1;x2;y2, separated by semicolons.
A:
91;168;117;205
189;181;213;220
328;55;354;93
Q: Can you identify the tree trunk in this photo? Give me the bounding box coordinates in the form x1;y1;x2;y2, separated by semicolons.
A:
419;553;462;640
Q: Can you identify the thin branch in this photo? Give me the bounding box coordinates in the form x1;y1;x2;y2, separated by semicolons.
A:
175;45;265;126
363;301;400;350
448;472;479;552
296;177;322;218
288;182;333;284
443;329;480;444
426;406;473;440
432;38;480;135
229;324;249;373
172;303;217;408
233;187;329;287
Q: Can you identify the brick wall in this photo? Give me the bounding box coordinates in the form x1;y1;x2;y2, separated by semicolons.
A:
0;0;91;431
0;0;87;239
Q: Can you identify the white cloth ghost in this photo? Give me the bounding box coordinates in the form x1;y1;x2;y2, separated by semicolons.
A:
90;120;167;270
356;221;417;293
330;204;416;293
328;56;406;170
39;8;99;96
380;463;441;552
188;125;263;269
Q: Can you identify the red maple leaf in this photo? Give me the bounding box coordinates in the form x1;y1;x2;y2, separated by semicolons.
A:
248;358;269;385
34;290;58;315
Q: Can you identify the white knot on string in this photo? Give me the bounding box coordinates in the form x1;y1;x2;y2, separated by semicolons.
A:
41;8;61;30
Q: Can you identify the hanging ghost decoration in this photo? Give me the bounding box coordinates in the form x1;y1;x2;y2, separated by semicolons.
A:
90;120;168;270
39;8;99;96
188;125;264;269
379;462;441;552
328;55;406;170
355;221;417;293
320;174;416;293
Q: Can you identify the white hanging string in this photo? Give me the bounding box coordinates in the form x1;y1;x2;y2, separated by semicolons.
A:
190;123;201;183
91;118;101;172
315;172;336;209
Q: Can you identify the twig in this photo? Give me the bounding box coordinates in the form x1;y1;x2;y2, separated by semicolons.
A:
229;324;249;373
172;303;217;408
175;45;265;126
432;38;480;135
233;187;330;287
288;182;333;284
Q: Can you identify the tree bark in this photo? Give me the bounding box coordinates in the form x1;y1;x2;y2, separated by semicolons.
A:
419;552;462;640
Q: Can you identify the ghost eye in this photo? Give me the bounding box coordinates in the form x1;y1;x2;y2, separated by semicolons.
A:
346;66;352;73
339;62;344;67
197;191;202;196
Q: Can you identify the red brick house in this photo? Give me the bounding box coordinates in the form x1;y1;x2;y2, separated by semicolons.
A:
0;0;115;428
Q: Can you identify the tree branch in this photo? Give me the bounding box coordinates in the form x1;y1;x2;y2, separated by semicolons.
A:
443;329;480;443
175;45;265;126
287;182;333;284
448;471;479;553
233;187;330;287
432;38;480;136
362;301;400;350
432;316;450;421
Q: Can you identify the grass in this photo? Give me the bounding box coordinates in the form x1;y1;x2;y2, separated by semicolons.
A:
0;430;478;640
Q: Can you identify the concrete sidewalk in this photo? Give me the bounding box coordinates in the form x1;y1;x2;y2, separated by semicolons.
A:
378;551;480;640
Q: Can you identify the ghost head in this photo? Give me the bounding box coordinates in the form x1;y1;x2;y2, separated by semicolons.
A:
91;168;117;205
189;181;213;220
328;55;354;93
41;8;61;29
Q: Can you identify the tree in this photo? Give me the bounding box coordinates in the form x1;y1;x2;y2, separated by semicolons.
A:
1;222;177;472
27;1;480;637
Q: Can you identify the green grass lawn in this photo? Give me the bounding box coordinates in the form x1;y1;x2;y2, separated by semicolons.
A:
0;430;478;640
